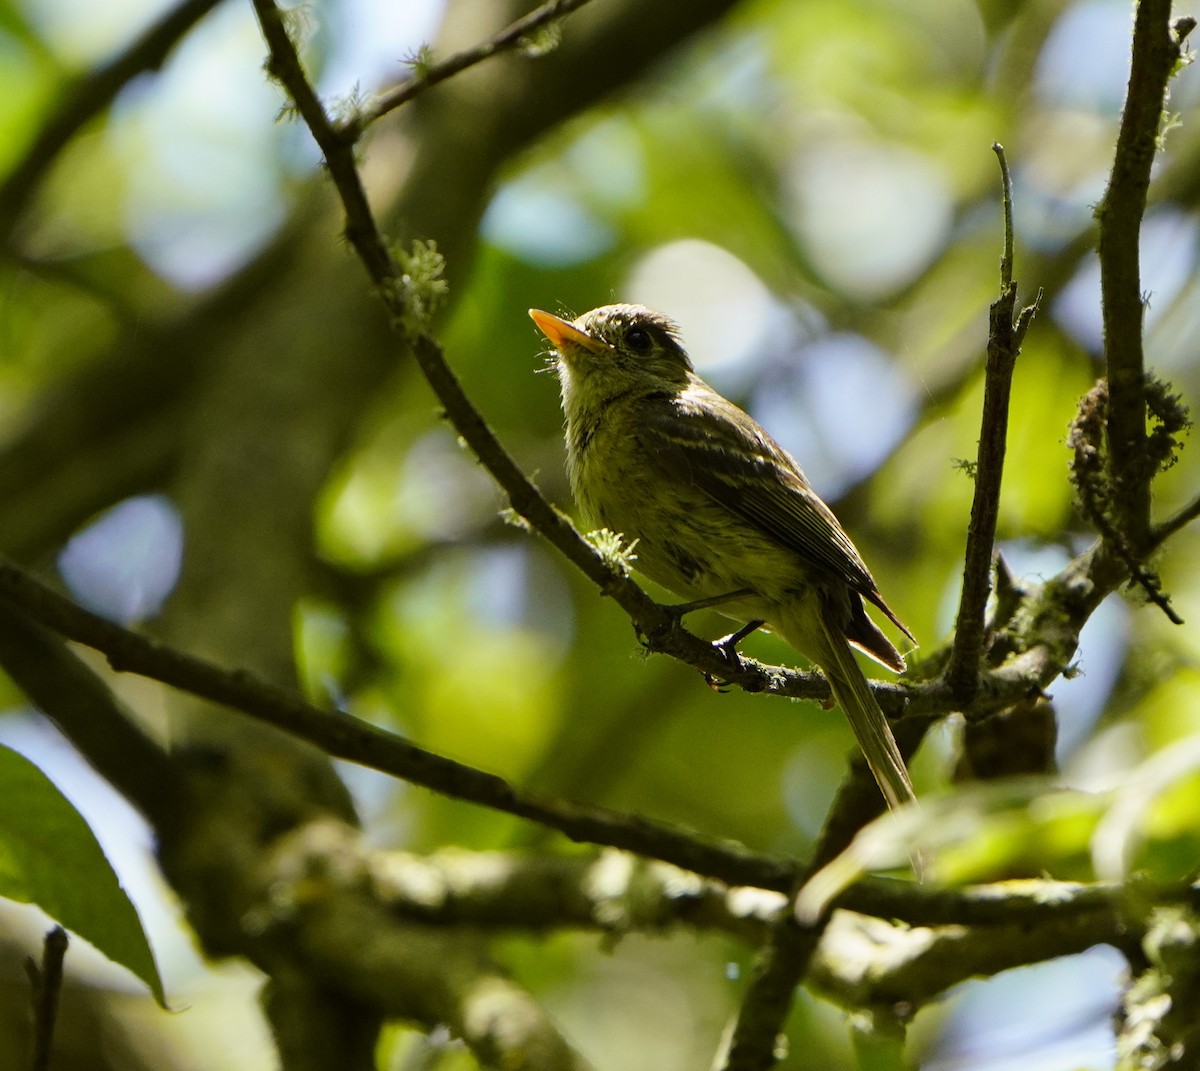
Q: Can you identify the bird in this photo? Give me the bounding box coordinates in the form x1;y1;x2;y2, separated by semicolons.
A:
529;303;917;810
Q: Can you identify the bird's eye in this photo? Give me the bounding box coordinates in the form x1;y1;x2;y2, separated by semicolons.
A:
625;327;652;352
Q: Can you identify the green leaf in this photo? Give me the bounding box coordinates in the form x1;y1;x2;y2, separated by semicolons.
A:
0;744;165;1004
1093;732;1200;884
795;779;1100;922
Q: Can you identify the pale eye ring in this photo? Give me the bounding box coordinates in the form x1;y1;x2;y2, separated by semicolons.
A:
625;327;652;351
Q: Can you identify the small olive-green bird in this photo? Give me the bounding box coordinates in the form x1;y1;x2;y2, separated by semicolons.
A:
530;303;917;810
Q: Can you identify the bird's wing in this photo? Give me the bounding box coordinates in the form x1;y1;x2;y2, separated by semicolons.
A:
636;383;912;640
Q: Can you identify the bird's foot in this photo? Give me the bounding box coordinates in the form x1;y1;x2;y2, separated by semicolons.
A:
714;619;765;670
702;619;765;691
658;589;760;691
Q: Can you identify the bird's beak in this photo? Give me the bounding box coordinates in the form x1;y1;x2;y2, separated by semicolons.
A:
529;309;610;356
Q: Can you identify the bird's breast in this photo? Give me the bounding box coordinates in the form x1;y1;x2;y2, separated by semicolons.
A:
566;406;810;614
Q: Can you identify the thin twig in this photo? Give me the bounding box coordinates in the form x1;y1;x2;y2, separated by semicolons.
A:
342;0;599;139
27;926;68;1071
1096;4;1192;553
996;143;1015;290
252;0;392;281
945;145;1039;704
1152;492;1200;547
0;558;794;893
1075;474;1184;624
0;0;222;243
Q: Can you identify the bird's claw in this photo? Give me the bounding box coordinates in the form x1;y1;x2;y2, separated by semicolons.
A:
656;593;763;692
702;620;765;691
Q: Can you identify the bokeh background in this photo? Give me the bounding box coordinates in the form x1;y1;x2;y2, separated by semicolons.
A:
2;0;1199;1067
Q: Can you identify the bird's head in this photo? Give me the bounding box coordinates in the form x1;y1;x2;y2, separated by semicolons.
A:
530;304;694;404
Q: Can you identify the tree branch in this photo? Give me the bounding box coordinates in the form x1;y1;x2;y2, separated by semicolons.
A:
946;144;1040;705
808;900;1127;1013
364;847;1141;936
366;846;781;939
1097;5;1193;552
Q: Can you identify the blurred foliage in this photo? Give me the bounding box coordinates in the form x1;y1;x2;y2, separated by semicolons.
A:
2;0;1200;1068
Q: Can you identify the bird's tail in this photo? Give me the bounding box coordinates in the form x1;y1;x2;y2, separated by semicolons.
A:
812;611;916;811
